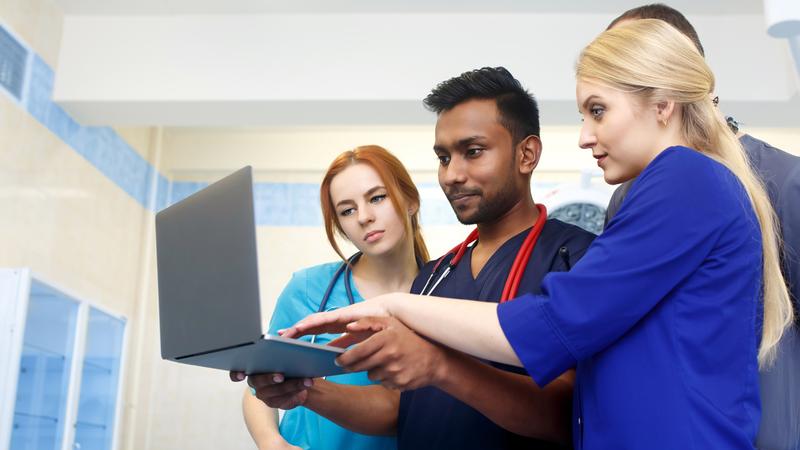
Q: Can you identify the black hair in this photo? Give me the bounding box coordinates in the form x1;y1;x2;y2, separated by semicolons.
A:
608;3;705;56
423;67;540;145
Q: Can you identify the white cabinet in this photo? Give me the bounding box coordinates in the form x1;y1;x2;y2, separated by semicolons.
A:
0;269;126;450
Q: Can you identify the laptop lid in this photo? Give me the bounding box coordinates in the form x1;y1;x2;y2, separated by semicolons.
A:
155;166;262;360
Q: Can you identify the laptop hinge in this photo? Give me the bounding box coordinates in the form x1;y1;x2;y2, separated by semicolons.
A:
176;341;256;360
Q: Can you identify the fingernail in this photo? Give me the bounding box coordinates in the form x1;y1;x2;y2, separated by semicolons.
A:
334;358;342;367
303;379;313;387
277;329;285;335
273;374;284;383
250;387;256;395
236;373;245;381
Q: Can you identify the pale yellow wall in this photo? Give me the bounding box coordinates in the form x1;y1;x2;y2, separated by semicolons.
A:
160;124;800;185
160;125;598;182
115;127;160;164
0;99;147;318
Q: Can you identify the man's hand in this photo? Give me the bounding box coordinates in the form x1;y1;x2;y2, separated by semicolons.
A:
333;317;449;391
230;371;314;410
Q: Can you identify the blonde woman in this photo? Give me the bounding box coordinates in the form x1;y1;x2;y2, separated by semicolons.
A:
285;20;794;449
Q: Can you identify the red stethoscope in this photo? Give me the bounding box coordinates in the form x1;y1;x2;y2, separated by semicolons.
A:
419;204;548;302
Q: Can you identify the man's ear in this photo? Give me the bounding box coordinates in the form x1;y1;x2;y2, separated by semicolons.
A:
518;135;542;175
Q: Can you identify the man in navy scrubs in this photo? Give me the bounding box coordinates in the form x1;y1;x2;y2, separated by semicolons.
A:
244;67;595;449
332;67;596;449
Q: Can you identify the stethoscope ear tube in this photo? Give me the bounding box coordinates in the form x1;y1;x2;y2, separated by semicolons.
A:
318;252;361;314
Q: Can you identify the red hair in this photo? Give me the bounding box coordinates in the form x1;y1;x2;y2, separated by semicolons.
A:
320;145;429;263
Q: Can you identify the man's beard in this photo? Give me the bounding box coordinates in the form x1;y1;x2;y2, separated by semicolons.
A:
447;177;520;225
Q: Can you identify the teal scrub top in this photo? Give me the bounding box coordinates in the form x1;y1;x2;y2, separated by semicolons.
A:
266;262;397;450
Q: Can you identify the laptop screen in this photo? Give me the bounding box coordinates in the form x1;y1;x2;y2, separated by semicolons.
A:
155;166;262;360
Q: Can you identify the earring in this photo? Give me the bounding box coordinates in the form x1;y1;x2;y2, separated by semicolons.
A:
660;119;668;127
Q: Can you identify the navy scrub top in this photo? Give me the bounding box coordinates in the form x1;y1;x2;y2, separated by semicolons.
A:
398;219;595;450
499;146;764;449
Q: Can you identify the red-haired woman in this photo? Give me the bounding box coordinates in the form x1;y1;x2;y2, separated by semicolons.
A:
236;145;428;450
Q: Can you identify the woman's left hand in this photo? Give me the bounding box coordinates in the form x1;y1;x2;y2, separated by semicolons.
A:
280;293;395;339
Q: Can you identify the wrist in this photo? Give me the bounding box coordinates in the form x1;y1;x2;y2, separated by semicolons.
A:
302;378;328;411
383;294;401;318
430;347;454;388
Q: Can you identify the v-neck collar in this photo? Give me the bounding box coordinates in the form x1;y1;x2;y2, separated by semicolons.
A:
464;225;534;283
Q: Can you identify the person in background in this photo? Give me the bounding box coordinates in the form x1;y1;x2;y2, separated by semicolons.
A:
232;145;428;450
286;20;794;449
603;5;800;449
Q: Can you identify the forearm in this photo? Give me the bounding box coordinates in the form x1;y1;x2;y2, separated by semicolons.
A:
387;293;521;366
242;388;286;449
304;381;398;436
434;352;573;443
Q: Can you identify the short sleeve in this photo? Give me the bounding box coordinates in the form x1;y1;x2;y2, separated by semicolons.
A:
498;147;755;386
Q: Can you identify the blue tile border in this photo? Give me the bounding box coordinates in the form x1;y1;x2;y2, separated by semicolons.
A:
169;181;465;227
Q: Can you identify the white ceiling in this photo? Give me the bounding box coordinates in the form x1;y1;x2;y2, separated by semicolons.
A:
52;0;764;15
49;0;800;127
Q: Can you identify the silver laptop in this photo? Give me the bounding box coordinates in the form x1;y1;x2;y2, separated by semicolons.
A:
155;166;345;377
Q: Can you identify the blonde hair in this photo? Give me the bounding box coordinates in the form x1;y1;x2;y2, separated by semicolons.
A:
577;19;793;367
320;145;429;264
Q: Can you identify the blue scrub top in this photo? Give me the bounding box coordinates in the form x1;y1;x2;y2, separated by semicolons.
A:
498;146;764;449
267;262;396;450
398;220;595;450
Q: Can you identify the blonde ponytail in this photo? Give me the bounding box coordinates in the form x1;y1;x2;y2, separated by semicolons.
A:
577;19;793;367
